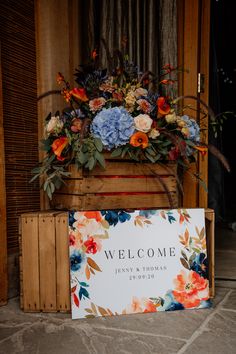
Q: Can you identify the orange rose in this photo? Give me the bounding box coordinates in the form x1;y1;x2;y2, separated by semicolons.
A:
70;88;88;102
157;96;171;115
130;132;149;149
51;137;69;158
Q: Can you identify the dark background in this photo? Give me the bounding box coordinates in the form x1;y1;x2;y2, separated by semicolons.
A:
209;0;236;220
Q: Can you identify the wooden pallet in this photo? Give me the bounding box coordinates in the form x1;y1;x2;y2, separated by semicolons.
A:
51;161;179;210
19;209;215;312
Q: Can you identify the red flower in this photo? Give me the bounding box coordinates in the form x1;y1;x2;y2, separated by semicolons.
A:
70;88;88;102
51;137;69;159
84;237;99;254
157;97;171;115
172;270;209;308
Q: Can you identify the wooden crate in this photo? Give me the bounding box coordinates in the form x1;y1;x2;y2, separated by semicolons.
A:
51;161;179;210
19;209;215;312
19;211;70;312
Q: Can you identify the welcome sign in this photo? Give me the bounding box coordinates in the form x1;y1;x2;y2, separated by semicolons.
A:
69;209;211;319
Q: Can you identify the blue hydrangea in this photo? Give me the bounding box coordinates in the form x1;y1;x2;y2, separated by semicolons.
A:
181;115;200;142
91;107;135;150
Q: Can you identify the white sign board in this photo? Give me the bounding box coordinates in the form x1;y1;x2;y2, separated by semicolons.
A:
69;209;211;319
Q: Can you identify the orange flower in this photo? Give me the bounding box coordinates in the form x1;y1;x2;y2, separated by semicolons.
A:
62;88;72;102
194;145;208;156
157;96;171;115
172;270;209;308
51;137;69;158
91;48;98;60
84;211;102;222
70;88;88;102
130;132;149;149
57;72;65;84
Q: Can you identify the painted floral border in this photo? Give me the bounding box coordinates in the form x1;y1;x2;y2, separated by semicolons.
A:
69;209;211;318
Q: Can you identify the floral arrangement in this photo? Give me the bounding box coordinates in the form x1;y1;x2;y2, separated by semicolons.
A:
31;51;210;199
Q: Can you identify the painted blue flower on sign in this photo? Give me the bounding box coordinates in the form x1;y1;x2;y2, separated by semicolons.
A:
70;250;86;272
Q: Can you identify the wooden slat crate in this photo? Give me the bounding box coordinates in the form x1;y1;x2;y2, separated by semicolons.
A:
19;209;215;313
19;211;70;312
51;161;179;210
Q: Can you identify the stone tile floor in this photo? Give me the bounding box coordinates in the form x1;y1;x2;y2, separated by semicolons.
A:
0;226;236;354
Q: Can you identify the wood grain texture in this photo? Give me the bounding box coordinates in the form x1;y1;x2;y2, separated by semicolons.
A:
38;213;57;312
198;0;210;208
0;0;40;254
35;0;81;210
55;213;70;312
205;208;215;297
21;216;40;311
0;53;7;306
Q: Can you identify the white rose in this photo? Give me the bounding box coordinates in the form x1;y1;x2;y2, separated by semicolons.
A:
149;128;160;139
46;116;63;133
165;112;177;124
134;114;153;133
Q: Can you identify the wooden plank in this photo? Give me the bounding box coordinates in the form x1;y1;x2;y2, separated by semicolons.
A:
205;208;215;297
21;215;40;311
199;0;210;208
38;213;57;311
55;213;70;312
78;162;177;178
52;193;178;210
61;176;177;194
180;0;199;207
0;50;7;305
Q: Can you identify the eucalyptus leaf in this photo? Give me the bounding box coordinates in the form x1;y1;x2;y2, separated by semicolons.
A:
94;138;103;152
110;147;122;157
95;151;106;168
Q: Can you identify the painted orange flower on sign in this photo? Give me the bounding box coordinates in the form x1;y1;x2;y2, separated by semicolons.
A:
172;270;209;308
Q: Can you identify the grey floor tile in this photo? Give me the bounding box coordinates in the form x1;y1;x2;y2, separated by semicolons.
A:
0;321;185;354
182;310;236;354
221;290;236;310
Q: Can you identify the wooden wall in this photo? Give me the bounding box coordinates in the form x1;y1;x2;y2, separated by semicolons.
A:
35;0;81;209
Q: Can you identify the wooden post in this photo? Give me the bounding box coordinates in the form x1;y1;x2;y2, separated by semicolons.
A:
0;49;8;306
35;0;81;210
177;0;210;208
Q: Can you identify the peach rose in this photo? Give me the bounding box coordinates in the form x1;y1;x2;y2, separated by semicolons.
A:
89;97;106;113
134;87;148;98
134;114;153;133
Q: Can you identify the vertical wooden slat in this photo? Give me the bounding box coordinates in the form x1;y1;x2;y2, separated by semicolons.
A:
205;209;215;297
39;213;57;312
182;0;199;207
0;49;7;306
55;213;70;312
199;0;210;208
21;215;40;311
178;0;210;208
